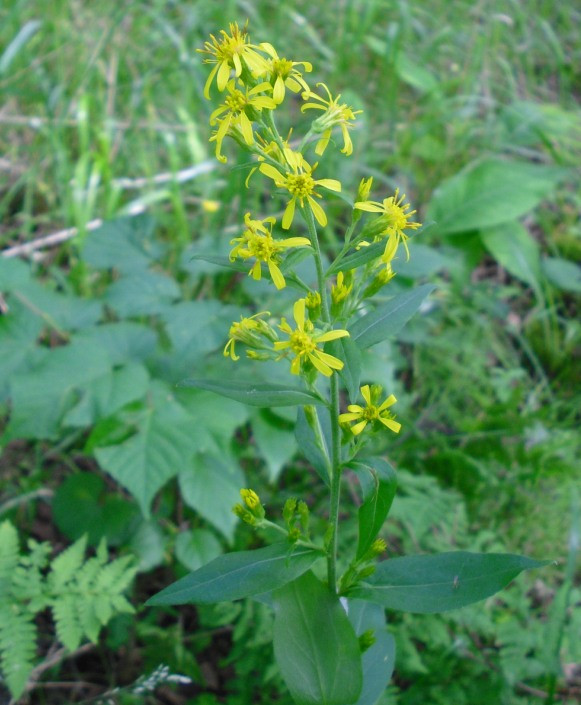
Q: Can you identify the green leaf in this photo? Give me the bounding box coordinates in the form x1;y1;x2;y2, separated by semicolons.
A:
5;341;112;440
351;459;397;560
178;455;245;542
542;256;581;293
252;410;297;482
10;279;102;330
175;529;222;572
188;253;250;273
295;407;331;486
348;600;396;705
348;552;549;613
326;241;385;277
480;222;542;290
63;363;149;427
146;543;320;606
273;570;363;705
328;336;361;403
76;322;158;364
179;378;325;407
104;270;180;317
82;214;164;274
395;53;439;94
350;284;435;349
94;381;199;516
0;300;43;401
427;158;567;236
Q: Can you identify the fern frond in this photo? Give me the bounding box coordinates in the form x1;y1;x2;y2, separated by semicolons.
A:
0;604;37;700
0;521;20;594
52;594;83;652
48;535;88;591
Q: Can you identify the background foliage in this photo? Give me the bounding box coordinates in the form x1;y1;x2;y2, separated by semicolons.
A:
0;0;579;703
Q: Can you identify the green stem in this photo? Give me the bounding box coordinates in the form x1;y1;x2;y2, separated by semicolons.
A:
301;205;342;593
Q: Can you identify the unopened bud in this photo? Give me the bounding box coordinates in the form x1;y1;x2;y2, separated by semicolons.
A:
357;565;376;579
358;629;376;653
283;498;297;525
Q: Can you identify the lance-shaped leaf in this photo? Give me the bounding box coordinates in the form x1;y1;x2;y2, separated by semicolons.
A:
273;571;363;705
348;600;396;705
350;284;435;349
326;241;385;277
350;459;397;560
348;552;549;613
146;543;320;605
179;378;325;407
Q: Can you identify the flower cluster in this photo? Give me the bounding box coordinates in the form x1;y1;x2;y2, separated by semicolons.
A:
199;23;422;442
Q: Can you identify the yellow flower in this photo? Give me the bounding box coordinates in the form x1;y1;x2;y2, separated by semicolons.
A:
240;488;261;510
354;188;421;260
301;82;363;156
274;298;349;376
377;233;398;282
209;79;276;162
257;42;312;104
259;150;341;229
339;385;401;435
229;213;310;289
224;311;273;361
331;271;353;304
198;22;267;99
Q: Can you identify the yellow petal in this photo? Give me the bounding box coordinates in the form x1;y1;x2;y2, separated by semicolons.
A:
315;131;331;156
340;124;353;156
361;385;371;405
314;329;349;343
339;412;362;423
313;349;343;370
353;201;384;213
308;196;327;227
379;417;401;433
293;298;306;330
282;197;296;230
378;394;397;411
279;237;310;248
233;52;242;76
268;261;286;290
351;420;368;435
290;355;301;375
273;75;285;104
217;61;231;91
260;163;286;183
239;112;254;145
316;178;342;192
251;261;262;280
308;352;333;377
204;63;219;100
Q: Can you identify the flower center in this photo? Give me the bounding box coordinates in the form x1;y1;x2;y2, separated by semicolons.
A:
286;173;315;198
384;204;408;231
216;32;246;62
248;235;276;261
289;330;315;355
362;405;379;421
225;90;248;115
273;58;294;78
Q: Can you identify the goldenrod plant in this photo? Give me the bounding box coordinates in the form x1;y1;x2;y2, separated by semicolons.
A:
147;22;549;705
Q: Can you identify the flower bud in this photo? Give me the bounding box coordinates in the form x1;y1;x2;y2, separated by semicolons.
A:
283;498;297;525
358;629;376;653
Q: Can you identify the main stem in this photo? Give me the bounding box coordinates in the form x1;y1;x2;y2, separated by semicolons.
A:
302;206;342;593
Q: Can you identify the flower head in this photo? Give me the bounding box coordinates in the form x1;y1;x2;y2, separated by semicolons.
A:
274;298;349;376
331;271;353;305
259;150;341;229
257;42;312;104
354;188;421;259
198;22;267;99
339;384;401;435
224;311;274;361
301;83;362;156
209;80;276;162
229;213;310;289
